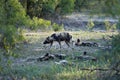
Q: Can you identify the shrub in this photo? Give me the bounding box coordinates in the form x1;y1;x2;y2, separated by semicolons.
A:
3;0;27;25
0;25;24;51
111;33;120;54
104;21;117;31
103;33;120;73
0;0;27;51
111;23;117;31
87;20;94;31
26;17;51;31
52;23;64;32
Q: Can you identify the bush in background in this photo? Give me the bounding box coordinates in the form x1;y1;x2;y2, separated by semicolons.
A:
52;23;64;32
111;34;120;55
26;16;64;32
0;25;24;51
26;17;51;31
0;0;26;51
87;20;94;31
104;21;117;31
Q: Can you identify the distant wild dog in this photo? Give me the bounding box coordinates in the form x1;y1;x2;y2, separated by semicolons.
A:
75;39;98;47
80;42;98;47
43;32;72;48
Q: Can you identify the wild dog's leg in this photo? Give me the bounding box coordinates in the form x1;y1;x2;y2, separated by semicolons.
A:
49;41;53;49
65;41;70;47
65;41;75;50
58;41;61;49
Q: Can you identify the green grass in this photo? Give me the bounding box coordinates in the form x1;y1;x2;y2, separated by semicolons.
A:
0;31;119;80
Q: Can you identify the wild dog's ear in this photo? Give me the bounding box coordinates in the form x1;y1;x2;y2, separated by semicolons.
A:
46;36;50;40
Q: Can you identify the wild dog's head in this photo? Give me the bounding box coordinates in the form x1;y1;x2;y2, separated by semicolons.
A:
43;36;54;44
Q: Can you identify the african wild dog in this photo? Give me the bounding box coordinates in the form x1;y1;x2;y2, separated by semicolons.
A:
43;32;72;48
75;39;80;46
75;39;98;47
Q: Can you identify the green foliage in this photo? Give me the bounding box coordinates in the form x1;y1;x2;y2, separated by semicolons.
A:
104;21;111;31
22;0;75;18
0;0;27;77
104;21;117;31
0;0;5;24
4;0;27;25
26;17;51;31
26;0;43;18
111;23;117;30
42;0;59;13
104;0;120;16
112;34;120;54
26;16;64;31
59;0;75;14
87;20;94;31
0;0;27;50
0;25;24;51
52;23;64;31
25;0;59;18
102;34;120;80
19;0;120;18
74;0;88;11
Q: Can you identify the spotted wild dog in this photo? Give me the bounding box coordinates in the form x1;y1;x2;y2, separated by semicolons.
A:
43;32;72;48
